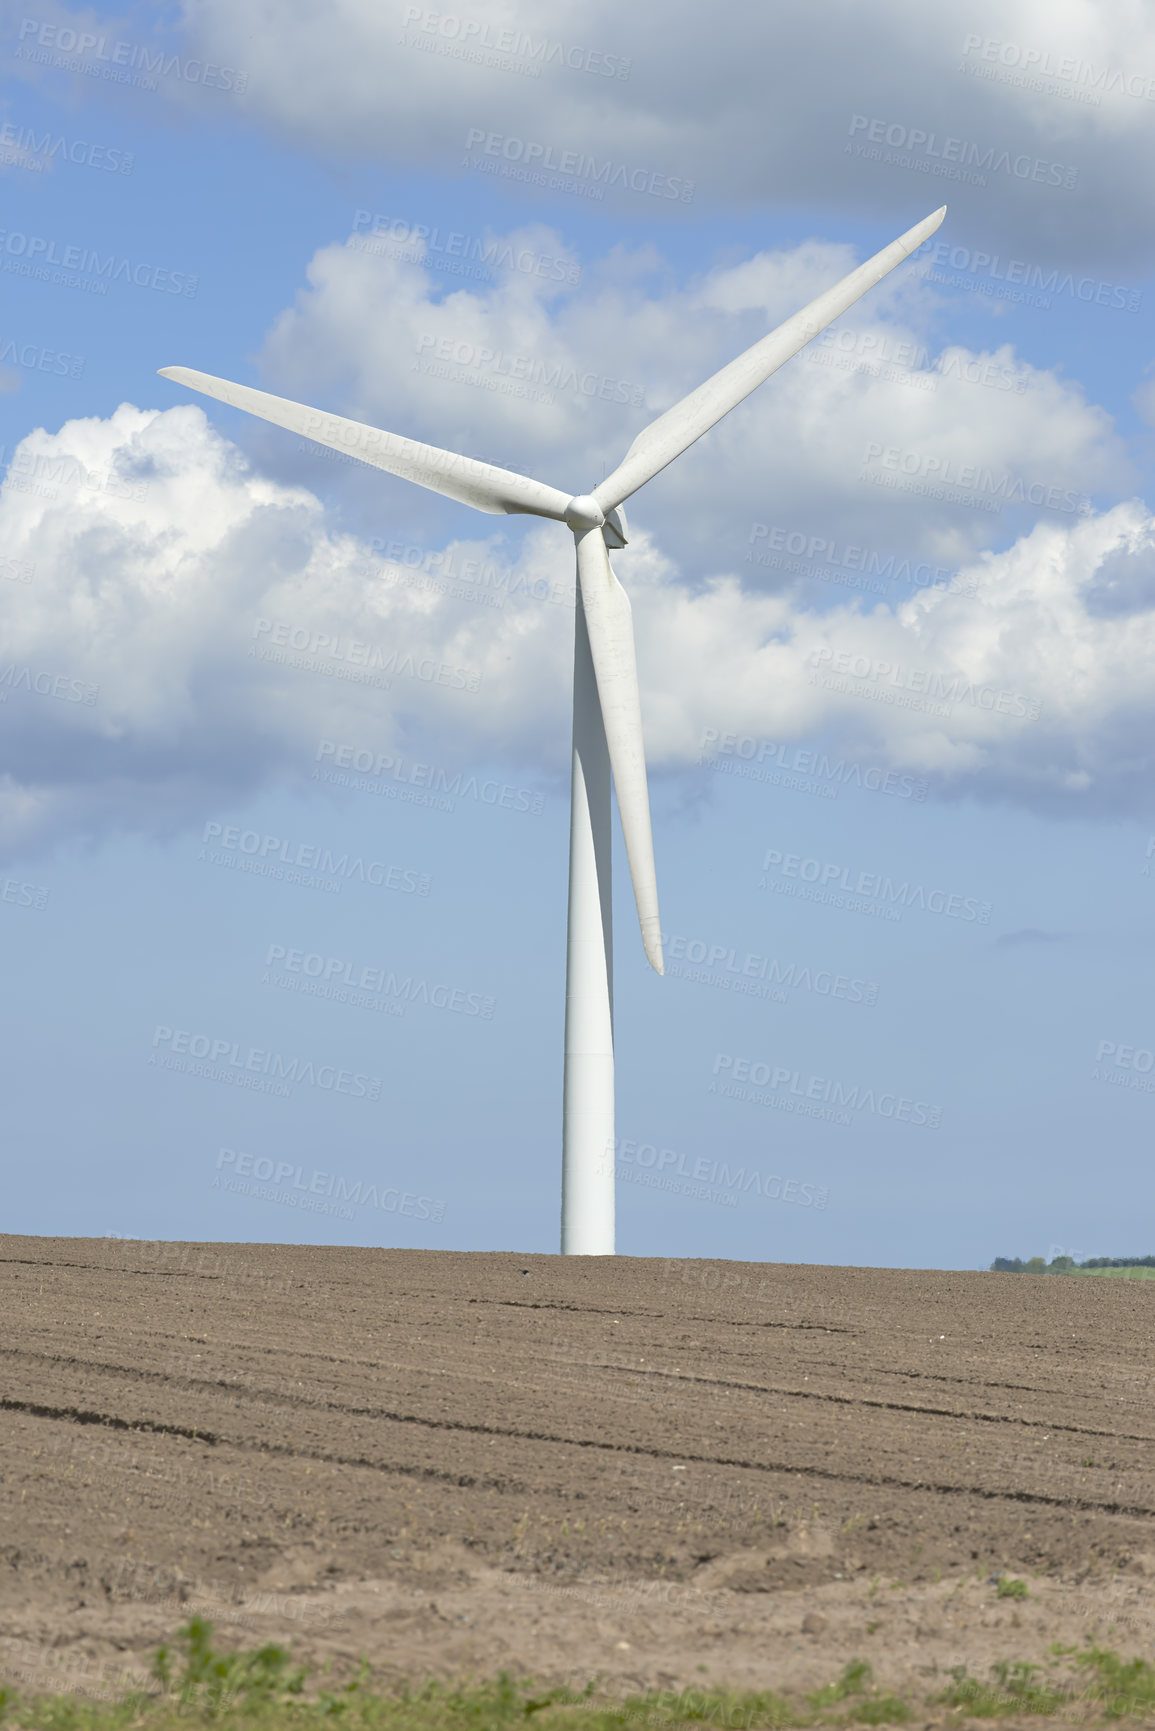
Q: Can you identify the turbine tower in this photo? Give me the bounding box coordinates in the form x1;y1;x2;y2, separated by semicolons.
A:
160;205;945;1255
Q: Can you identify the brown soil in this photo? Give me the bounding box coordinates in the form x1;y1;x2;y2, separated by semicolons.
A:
1;1237;1153;1706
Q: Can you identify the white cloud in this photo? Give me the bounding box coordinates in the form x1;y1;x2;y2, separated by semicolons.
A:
2;385;1154;864
170;0;1155;266
621;500;1155;817
0;215;1142;863
250;223;1127;580
0;402;573;857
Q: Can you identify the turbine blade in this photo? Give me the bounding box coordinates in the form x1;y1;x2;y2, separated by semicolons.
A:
592;206;946;512
574;526;662;975
158;366;574;520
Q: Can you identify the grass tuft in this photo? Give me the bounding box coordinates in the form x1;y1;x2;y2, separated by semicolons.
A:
806;1662;912;1725
152;1617;308;1716
4;1623;1154;1730
937;1659;1066;1717
1070;1647;1155;1719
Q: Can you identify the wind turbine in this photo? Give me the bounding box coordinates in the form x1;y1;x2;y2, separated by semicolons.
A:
160;204;945;1255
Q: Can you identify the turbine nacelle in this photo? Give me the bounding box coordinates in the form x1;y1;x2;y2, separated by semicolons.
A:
564;496;629;549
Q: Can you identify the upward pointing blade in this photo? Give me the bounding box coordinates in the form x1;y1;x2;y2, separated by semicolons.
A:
158;367;574;520
574;525;662;975
592;206;946;513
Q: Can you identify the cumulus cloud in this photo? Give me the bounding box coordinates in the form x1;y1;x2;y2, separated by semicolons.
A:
0;402;573;857
165;0;1155;267
12;1;1155;263
248;222;1127;584
2;385;1155;864
632;502;1155;814
1;221;1145;859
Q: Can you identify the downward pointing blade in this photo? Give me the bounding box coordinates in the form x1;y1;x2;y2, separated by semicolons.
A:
158;367;574;520
592;205;946;513
574;526;662;975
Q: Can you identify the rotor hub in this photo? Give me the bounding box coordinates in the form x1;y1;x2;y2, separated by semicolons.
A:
564;494;605;532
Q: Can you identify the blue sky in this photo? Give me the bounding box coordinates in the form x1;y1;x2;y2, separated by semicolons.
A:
3;0;1154;1266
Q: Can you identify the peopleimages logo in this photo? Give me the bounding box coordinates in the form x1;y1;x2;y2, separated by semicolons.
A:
0;335;85;377
15;18;248;92
199;821;431;894
2;877;49;910
315;741;544;815
263;944;496;1020
701;729;928;802
215;1148;446;1222
847;114;1078;189
808;327;1027;394
149;1026;382;1099
464;129;695;202
810;646;1041;722
861;442;1089;516
0;228;197;296
1091;1039;1155;1094
760;849;992;924
401;9;631;79
611;1137;828;1210
749;524;971;596
661;931;879;1006
3;448;146;503
353;535;574;610
251;619;481;693
960;34;1155;103
415;332;646;408
0;120;133;173
711;1053;942;1128
0;663;99;705
913;240;1141;315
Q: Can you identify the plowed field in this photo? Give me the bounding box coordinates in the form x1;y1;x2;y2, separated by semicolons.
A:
1;1238;1153;1705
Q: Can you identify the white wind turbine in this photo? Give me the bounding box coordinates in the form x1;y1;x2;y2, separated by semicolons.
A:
161;205;944;1255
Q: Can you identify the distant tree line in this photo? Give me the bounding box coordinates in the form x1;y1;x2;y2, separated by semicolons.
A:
991;1254;1155;1273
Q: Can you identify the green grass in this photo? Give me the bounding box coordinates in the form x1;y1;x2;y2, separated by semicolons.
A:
937;1649;1155;1720
937;1660;1068;1717
995;1577;1029;1600
0;1628;866;1731
1069;1648;1155;1719
152;1617;309;1714
1062;1265;1155;1280
806;1662;912;1725
4;1622;1155;1731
